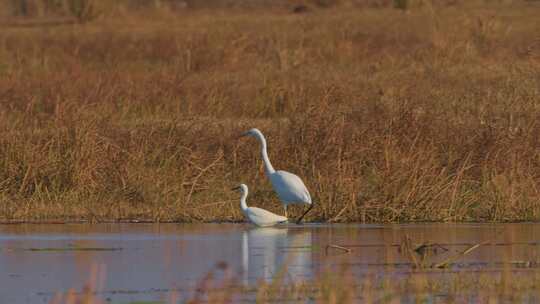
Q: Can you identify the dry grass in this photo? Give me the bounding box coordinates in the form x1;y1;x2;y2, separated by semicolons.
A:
0;1;540;223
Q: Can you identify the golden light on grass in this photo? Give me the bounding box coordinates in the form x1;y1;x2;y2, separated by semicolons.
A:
0;1;539;223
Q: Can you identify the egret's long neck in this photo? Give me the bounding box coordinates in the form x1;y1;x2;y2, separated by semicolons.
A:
256;133;276;175
240;189;249;211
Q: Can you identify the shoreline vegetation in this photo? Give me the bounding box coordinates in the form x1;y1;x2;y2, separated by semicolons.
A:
1;0;540;223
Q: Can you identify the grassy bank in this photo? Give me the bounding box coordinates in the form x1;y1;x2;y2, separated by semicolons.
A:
0;1;539;223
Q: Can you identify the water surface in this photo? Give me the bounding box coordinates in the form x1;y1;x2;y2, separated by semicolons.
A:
1;223;540;303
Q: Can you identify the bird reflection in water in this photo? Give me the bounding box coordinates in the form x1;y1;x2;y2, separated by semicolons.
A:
241;227;312;285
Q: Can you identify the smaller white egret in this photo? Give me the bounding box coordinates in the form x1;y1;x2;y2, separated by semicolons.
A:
232;184;288;227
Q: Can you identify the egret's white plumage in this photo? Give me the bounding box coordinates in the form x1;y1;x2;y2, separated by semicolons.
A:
241;128;313;223
269;171;311;207
234;184;288;227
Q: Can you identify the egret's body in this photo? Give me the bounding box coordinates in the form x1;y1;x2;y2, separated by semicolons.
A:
269;171;312;209
234;184;288;227
241;128;313;223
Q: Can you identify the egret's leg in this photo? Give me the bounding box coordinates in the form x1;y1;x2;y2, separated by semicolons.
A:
296;202;314;224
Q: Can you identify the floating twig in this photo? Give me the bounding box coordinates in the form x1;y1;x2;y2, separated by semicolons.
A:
325;244;352;255
433;241;489;269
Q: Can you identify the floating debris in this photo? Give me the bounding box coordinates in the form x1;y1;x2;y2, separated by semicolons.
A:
414;243;449;256
25;247;123;252
398;235;486;269
325;244;352;255
508;260;540;268
433;241;488;269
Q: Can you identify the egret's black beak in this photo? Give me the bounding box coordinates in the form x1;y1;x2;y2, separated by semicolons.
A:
296;203;314;224
238;131;250;139
231;186;241;191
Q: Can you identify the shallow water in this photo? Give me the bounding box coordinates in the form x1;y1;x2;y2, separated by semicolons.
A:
1;223;540;303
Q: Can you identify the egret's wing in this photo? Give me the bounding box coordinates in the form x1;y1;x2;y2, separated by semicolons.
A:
246;207;288;227
270;171;311;204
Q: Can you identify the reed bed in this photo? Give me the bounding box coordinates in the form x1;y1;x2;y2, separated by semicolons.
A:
0;0;539;223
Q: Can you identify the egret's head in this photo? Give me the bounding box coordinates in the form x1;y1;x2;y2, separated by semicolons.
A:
231;184;248;193
240;128;262;138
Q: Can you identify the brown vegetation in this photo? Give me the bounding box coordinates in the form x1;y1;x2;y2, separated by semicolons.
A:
0;0;539;223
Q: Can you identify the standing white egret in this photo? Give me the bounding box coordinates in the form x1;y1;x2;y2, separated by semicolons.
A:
232;184;288;227
240;128;313;224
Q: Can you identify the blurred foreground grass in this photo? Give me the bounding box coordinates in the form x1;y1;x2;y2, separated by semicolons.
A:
48;262;540;303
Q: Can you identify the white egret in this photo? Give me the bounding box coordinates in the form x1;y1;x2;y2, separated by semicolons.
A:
240;128;313;224
232;184;288;227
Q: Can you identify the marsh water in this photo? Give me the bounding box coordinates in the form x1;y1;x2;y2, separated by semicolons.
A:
1;223;540;303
